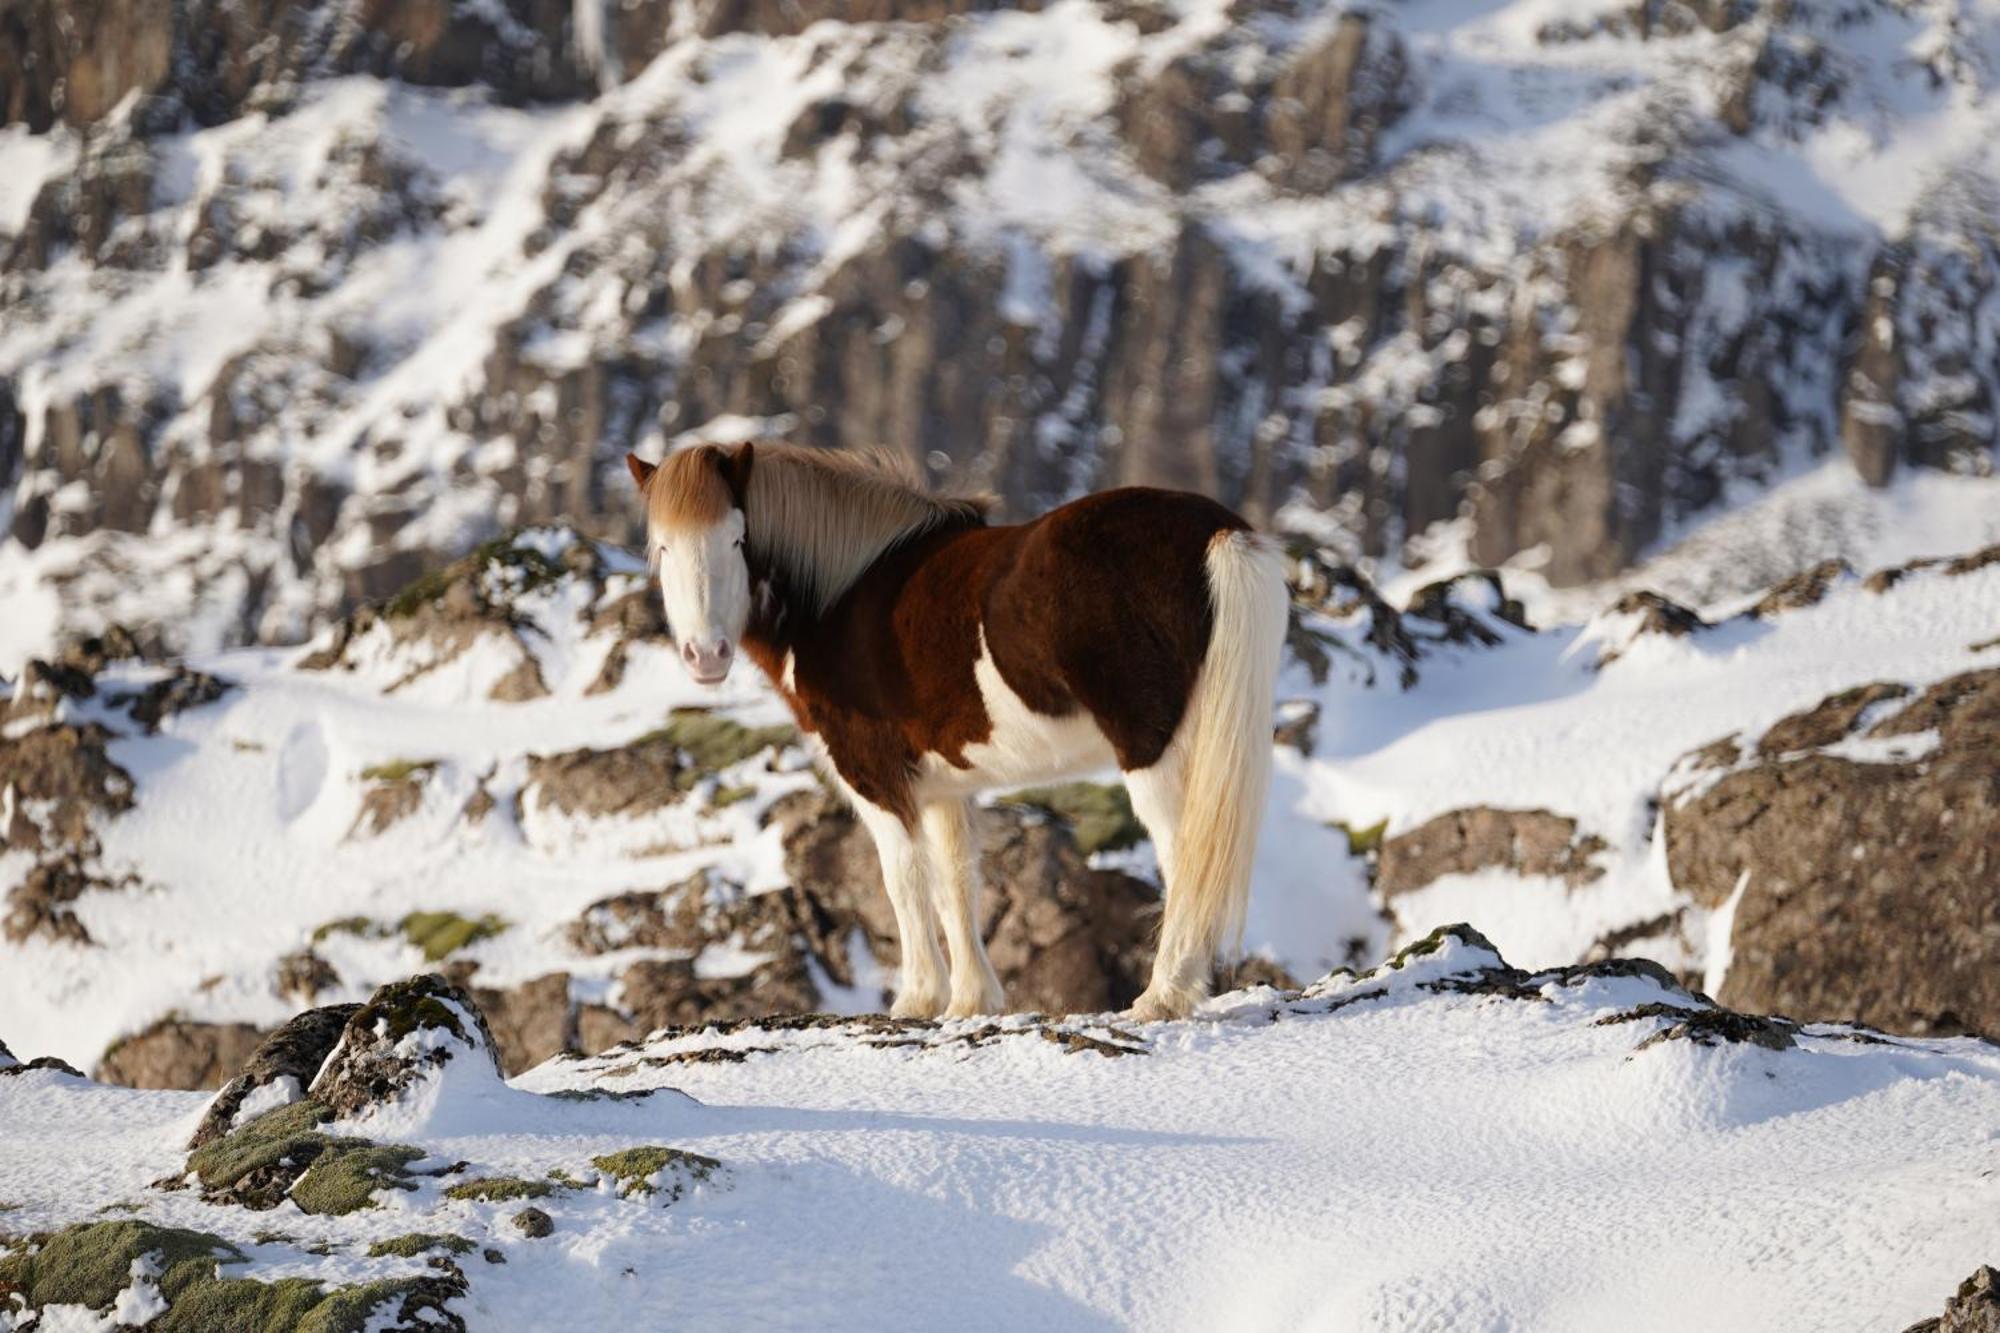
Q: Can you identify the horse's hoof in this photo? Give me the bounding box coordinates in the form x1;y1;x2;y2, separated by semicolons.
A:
1124;987;1194;1023
890;990;946;1020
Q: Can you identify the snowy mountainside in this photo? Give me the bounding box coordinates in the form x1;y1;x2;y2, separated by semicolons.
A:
2;927;1998;1330
2;508;1996;1079
4;0;2000;664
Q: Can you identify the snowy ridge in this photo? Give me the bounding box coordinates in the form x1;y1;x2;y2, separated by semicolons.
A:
3;924;1998;1329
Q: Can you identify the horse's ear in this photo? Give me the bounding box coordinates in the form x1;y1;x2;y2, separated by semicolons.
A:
625;452;656;489
721;441;754;509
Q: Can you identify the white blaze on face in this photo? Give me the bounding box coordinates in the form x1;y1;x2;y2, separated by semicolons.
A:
656;509;750;684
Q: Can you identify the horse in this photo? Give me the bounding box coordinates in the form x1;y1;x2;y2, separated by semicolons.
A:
625;442;1287;1021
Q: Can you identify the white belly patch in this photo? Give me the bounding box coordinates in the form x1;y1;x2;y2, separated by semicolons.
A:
914;627;1116;799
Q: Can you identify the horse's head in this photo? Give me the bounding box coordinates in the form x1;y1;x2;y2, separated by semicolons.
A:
628;443;755;686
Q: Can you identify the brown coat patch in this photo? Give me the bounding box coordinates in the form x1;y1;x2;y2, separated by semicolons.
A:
743;487;1247;823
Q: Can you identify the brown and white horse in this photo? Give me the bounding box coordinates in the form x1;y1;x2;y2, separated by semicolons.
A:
626;442;1287;1021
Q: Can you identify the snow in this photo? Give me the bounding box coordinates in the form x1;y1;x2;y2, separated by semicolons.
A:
3;935;1997;1330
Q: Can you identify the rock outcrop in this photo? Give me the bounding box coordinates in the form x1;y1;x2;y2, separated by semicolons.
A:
4;3;1995;656
1664;666;2000;1037
1375;808;1607;900
309;973;503;1120
1904;1266;2000;1333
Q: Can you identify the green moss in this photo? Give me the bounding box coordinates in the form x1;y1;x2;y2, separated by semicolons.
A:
366;1233;475;1259
589;1146;721;1201
710;783;757;809
358;758;441;784
0;1220;462;1332
1334;817;1388;856
187;1099;420;1216
1383;923;1499;971
290;1144;423;1216
310;916;381;945
639;709;796;787
187;1099;337;1191
996;782;1146;856
294;1275;463;1333
442;1176;553;1203
0;1220;241;1311
156;1275;330;1332
544;1168;589;1189
397;910;508;962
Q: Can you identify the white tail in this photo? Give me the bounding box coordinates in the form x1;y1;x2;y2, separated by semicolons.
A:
1148;529;1289;1009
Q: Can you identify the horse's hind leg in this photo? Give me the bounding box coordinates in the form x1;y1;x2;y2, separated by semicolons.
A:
852;799;949;1020
1122;747;1207;1020
921;799;1005;1018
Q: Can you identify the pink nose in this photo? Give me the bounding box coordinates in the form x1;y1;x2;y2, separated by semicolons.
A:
681;639;733;682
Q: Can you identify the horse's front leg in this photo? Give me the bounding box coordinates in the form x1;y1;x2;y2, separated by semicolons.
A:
920;799;1005;1018
852;799;950;1019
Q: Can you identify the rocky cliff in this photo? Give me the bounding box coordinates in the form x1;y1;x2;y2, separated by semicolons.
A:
2;0;1996;656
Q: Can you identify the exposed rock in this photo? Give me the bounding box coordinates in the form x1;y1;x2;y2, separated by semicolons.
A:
510;1206;554;1239
309;974;503;1120
1664;668;2000;1036
1376;807;1608;900
110;667;234;733
0;721;136;853
1590;590;1708;666
1754;681;1908;755
274;949;341;1006
348;761;439;839
1904;1265;2000;1333
1747;557;1853;617
523;710;794;823
97;1018;267;1091
771;787;1172;1014
3;852;135;946
188;1003;360;1149
475;972;574;1076
301;532;596;700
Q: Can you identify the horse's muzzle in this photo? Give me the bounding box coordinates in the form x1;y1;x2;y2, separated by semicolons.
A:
682;638;734;685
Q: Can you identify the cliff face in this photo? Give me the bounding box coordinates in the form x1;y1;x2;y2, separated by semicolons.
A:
1;0;1996;651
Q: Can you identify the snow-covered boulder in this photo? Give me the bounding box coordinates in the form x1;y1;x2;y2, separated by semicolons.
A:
308;974;504;1127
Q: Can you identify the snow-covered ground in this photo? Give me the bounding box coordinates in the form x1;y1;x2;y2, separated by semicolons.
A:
4;929;1996;1330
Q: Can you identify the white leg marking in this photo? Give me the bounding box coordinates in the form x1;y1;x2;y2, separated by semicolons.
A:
850;797;949;1020
921;799;1006;1018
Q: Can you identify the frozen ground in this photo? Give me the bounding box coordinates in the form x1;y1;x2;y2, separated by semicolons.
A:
3;929;1996;1331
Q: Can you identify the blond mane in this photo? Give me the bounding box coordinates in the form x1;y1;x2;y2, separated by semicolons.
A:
648;443;990;614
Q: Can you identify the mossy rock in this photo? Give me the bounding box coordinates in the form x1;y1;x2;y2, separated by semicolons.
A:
711;783;757;809
398;911;508;962
291;1144;423;1215
383;536;566;621
171;1272;467;1333
359;759;441;784
311;916;382;945
442;1176;553;1203
185;1098;420;1215
366;1233;475;1259
0;1219;242;1312
589;1146;721;1201
639;709;796;788
1335;817;1388;857
996;782;1146;856
1384;923;1500;971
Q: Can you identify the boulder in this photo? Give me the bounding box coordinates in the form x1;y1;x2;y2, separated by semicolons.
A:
1376;807;1607;900
1664;668;2000;1037
1904;1266;2000;1333
97;1018;267;1091
188;1003;359;1148
309;974;503;1120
